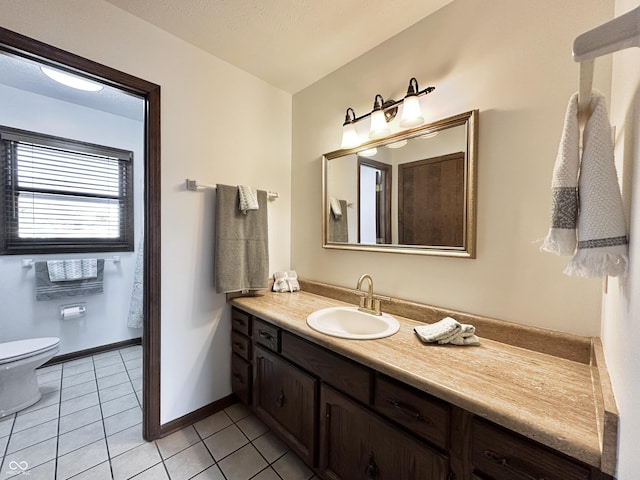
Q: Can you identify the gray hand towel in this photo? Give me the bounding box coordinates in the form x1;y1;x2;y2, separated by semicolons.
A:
215;184;269;293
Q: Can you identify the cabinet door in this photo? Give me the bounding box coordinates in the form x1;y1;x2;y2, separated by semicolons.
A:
231;353;251;405
253;344;317;466
320;385;449;480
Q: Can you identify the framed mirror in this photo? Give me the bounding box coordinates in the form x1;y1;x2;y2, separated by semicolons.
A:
323;110;478;257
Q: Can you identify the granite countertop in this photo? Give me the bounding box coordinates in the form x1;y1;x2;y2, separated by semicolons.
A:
230;287;615;473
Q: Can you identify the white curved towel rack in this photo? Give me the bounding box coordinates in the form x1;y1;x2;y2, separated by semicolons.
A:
573;6;640;119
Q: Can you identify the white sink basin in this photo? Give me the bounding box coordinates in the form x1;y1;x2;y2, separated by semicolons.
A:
306;306;400;340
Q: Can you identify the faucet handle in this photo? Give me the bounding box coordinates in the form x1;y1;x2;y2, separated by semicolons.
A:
372;294;391;302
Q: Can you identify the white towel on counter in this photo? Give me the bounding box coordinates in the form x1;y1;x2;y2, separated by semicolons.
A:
238;185;259;215
272;270;300;293
414;317;479;346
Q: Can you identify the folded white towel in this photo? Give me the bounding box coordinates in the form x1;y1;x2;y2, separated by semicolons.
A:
47;259;98;282
238;185;259;215
414;317;480;346
330;197;342;219
272;270;300;293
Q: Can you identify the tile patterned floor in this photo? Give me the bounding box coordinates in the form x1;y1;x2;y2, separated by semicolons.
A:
0;345;319;480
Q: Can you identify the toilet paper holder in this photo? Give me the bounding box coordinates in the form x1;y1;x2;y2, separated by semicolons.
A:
60;303;87;320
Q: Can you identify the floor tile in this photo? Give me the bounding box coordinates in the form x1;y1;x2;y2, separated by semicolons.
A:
217;444;268;480
155;425;199;460
193;411;233;439
97;372;130;391
224;403;251;423
62;371;96;389
0;417;14;438
12;405;58;433
67;461;112;480
62;357;93;368
103;407;141;437
131;376;143;392
101;393;139;418
203;424;249;461
56;439;108;480
129;462;169;480
272;451;313;480
0;435;8;458
57;420;105;456
2;437;57;473
2;458;56;480
252;467;283;480
63;361;95;377
36;369;62;385
191;464;225;480
97;382;134;403
61;380;97;402
236;414;269;441
37;364;62;375
124;358;142;371
95;362;126;379
93;354;123;370
127;366;143;380
107;424;145;458
253;431;288;463
60;391;100;417
6;419;57;454
163;442;214;480
120;347;142;361
58;406;102;435
110;442;161;480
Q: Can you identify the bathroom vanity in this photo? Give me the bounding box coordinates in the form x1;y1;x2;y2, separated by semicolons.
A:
229;280;617;480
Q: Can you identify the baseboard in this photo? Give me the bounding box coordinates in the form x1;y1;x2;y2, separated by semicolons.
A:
43;337;142;367
158;394;238;438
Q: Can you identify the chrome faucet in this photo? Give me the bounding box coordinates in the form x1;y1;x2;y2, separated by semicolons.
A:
354;274;389;316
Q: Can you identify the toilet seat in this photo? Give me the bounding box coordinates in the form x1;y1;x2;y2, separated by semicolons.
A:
0;337;60;365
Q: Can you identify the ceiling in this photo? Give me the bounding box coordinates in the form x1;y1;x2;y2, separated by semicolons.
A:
103;0;454;94
0;1;453;120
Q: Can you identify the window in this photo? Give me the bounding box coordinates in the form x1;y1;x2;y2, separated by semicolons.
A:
0;126;134;254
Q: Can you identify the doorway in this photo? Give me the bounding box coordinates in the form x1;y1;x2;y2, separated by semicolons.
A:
0;27;162;440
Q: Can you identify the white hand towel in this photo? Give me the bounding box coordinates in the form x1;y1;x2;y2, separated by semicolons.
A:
414;317;460;343
272;271;300;293
564;92;628;277
330;197;342;219
540;93;580;256
238;185;259;215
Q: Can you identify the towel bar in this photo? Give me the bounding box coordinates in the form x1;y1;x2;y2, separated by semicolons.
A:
185;178;279;200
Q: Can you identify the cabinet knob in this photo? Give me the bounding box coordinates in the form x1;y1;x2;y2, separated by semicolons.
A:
259;331;274;341
276;389;286;408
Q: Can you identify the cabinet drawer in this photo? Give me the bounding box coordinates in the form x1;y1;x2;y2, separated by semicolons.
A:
281;331;371;405
231;353;251;405
253;318;280;352
232;331;251;361
231;308;252;336
374;374;450;450
472;419;590;480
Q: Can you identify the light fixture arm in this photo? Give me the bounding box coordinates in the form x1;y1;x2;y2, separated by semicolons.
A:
342;84;435;124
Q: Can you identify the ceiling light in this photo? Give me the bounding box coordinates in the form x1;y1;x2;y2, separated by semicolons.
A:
41;66;104;92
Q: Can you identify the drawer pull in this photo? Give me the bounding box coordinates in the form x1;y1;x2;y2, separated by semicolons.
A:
484;450;547;480
232;373;245;384
259;330;274;341
385;398;431;425
276;389;286;408
234;319;247;327
365;452;378;480
233;342;245;351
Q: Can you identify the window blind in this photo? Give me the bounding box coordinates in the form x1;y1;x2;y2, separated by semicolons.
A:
0;126;134;254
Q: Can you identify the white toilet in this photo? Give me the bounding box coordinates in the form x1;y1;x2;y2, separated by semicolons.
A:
0;337;60;417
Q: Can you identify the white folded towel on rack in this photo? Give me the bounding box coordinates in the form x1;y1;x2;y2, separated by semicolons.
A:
238;185;259;215
47;259;98;282
330;197;342;219
541;91;628;277
414;317;480;346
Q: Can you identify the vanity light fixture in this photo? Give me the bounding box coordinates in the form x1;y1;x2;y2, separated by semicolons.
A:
340;78;435;148
41;66;104;92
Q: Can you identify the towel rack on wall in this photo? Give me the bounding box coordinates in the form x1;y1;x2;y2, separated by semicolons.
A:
21;256;122;269
573;6;640;119
185;178;279;200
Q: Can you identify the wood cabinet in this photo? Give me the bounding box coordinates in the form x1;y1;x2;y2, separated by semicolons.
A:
320;384;449;480
253;344;317;466
230;306;602;480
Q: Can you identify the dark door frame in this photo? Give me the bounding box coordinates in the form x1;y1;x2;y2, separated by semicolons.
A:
0;27;162;440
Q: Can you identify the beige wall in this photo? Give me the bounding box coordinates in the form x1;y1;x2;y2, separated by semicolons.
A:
292;0;613;336
0;0;292;424
603;0;640;476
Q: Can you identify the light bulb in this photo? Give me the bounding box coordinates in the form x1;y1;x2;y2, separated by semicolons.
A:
399;95;424;128
369;109;390;139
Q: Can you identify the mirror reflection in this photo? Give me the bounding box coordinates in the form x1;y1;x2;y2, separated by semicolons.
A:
323;110;477;257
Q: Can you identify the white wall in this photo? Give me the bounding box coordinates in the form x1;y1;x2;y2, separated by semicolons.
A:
603;0;640;477
292;0;613;336
0;0;292;424
0;84;144;355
